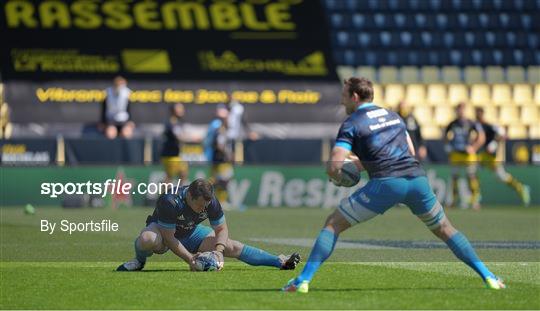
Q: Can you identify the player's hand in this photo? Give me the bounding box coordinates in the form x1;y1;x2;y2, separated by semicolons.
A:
212;251;225;271
188;253;200;271
466;145;475;154
418;146;427;160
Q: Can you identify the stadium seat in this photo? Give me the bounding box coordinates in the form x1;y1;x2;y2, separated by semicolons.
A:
372;84;384;105
498;105;519;125
413;106;433;125
357;66;377;82
529;66;540;84
513;84;533;106
529;124;540;138
535;84;540;106
507;66;526;83
464;66;484;84
426;84;447;106
421;125;442;139
520;105;539;125
482;106;498;123
485;66;505;83
401;66;420;83
492;84;512;106
470;84;491;106
448;84;468;105
405;84;426;105
379;66;399;84
421;66;440;83
336;66;355;81
506;125;528;139
384;84;405;106
441;66;462;83
435;106;454;126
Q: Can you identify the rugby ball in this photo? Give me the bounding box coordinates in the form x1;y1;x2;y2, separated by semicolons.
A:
193;252;221;272
336;159;361;187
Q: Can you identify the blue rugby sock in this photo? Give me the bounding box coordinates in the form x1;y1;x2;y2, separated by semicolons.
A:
239;245;281;268
446;232;495;280
134;238;152;264
298;228;338;283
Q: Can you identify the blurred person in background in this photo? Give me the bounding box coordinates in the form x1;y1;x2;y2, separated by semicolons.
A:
396;101;427;160
444;102;485;210
204;104;234;209
226;99;259;142
161;103;201;186
475;107;530;206
0;102;12;139
100;76;135;139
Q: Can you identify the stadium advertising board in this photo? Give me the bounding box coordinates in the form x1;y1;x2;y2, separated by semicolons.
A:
0;138;56;166
4;81;342;123
2;165;538;206
1;0;335;81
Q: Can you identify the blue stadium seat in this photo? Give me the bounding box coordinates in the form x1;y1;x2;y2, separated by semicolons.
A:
527;34;539;49
344;0;360;10
443;32;455;48
471;50;483;65
357;33;372;48
324;0;344;10
449;50;463;66
400;32;413;47
333;31;354;47
364;52;379;66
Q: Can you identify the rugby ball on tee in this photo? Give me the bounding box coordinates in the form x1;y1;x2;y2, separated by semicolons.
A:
334;159;361;187
193;252;221;272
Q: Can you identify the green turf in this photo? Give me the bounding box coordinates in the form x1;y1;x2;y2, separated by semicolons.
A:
1;206;539;309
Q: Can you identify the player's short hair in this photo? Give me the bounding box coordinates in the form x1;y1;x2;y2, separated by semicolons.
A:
344;77;374;102
188;178;214;201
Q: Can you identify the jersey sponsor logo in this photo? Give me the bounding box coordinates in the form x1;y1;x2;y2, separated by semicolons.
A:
368;118;401;131
366;109;388;119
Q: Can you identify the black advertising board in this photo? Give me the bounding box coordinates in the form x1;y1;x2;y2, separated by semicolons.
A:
1;0;336;81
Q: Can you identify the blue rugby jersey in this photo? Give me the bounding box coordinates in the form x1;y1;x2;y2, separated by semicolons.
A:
335;103;424;179
147;186;225;239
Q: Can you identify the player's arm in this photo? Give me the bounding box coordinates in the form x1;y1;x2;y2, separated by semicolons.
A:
209;200;227;267
469;123;485;153
327;146;350;181
406;132;416;157
158;226;195;263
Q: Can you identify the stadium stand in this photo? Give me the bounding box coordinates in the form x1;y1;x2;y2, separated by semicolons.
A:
326;0;539;139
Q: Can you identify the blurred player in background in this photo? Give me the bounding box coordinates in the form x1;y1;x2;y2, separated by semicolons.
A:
227;99;259;142
161;103;201;185
475;107;530;206
117;178;300;271
396;101;427;160
282;77;504;293
204;105;234;209
444;103;485;210
100;76;135;139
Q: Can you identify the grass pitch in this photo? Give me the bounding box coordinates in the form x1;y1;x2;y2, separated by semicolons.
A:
1;206;539;309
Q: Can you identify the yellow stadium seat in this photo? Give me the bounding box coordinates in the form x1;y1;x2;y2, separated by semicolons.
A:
336;66;355;81
464;104;475;119
372;84;384;106
535;84;540;106
481;106;498;124
507;125;528;139
413;106;433;125
492;84;512;106
470;84;491;106
498;105;519;125
379;66;399;84
422;125;442;139
442;66;461;83
384;84;405;106
401;66;420;83
464;66;484;84
357;66;377;82
448;84;468;105
421;66;440;83
485;66;505;83
528;66;540;84
529;124;540;138
520;105;539;125
434;106;454;126
513;84;533;105
507;66;526;83
426;84;447;106
405;84;426;105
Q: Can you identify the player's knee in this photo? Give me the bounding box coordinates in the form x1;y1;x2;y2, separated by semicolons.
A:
105;125;117;139
431;218;456;241
323;210;349;235
139;231;158;250
224;239;243;257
